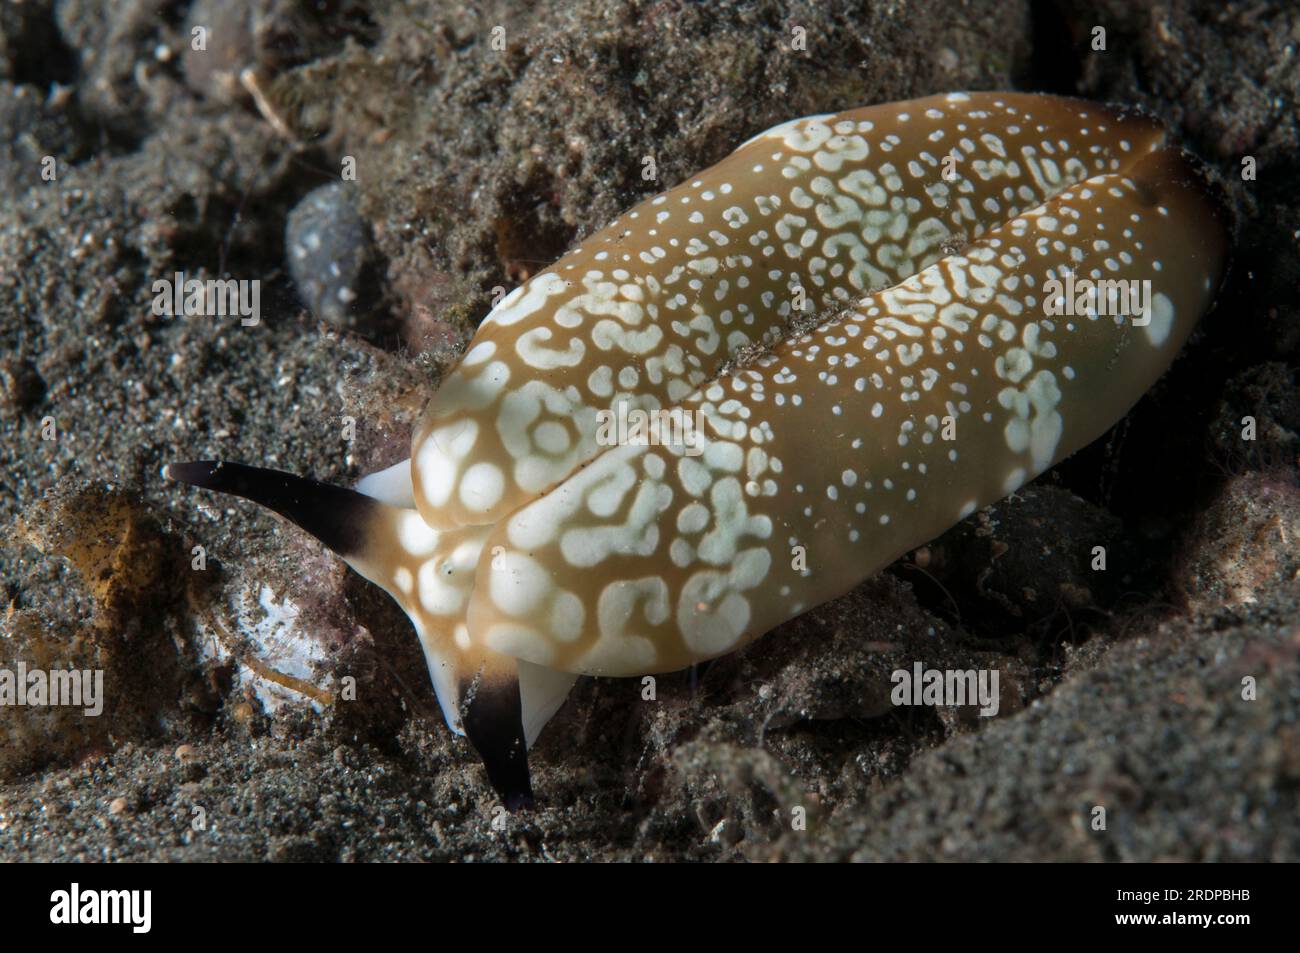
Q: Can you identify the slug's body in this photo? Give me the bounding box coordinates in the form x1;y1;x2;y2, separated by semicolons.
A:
169;93;1229;806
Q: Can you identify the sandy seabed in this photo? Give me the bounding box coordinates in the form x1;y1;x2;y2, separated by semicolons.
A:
0;0;1297;861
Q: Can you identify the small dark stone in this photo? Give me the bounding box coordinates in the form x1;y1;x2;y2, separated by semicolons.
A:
0;0;75;85
0;356;42;416
285;182;369;327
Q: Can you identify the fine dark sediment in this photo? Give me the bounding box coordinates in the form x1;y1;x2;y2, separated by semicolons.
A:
0;0;1296;862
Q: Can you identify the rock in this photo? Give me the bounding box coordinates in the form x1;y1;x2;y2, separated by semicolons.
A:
181;0;258;103
1;482;192;781
903;486;1126;635
0;355;42;417
0;0;70;85
1178;473;1300;612
16;481;168;631
0;82;87;197
285;182;369;328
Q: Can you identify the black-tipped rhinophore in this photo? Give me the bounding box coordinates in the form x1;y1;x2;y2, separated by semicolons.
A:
165;460;382;559
171;460;536;807
460;675;535;811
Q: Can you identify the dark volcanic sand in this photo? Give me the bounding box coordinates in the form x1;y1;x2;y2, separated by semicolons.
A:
0;0;1297;861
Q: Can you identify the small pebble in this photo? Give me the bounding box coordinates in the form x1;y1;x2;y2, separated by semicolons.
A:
286;182;369;327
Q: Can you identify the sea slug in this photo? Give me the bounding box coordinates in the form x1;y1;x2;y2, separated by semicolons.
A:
169;92;1230;807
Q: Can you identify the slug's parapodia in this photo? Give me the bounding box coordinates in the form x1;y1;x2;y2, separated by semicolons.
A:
171;92;1230;806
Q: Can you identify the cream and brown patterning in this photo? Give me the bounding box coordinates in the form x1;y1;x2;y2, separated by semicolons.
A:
410;92;1176;533
462;104;1228;676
